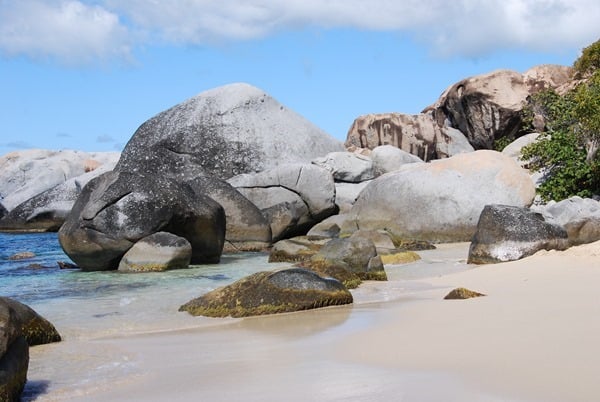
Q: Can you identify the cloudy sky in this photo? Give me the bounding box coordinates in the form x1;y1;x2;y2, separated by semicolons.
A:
1;0;599;153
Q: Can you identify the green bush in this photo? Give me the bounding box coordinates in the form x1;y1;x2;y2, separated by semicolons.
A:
521;40;600;201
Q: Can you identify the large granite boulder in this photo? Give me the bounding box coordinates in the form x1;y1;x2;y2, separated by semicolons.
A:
0;301;28;402
310;232;386;281
0;162;116;232
311;152;375;183
268;236;330;263
334;181;371;214
228;164;337;241
428;65;572;150
345;112;471;161
370;145;424;176
0;297;61;346
468;204;569;264
59;171;225;271
532;197;600;246
118;232;192;272
186;176;272;251
116;83;344;180
345;150;536;242
179;268;353;317
0;149;119;212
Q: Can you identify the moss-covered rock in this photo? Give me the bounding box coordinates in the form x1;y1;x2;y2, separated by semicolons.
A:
380;251;421;265
0;302;29;402
309;233;387;282
0;297;61;346
444;287;486;300
298;259;363;289
179;268;353;318
268;236;329;263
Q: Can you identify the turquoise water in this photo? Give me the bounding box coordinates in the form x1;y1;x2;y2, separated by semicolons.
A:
0;232;293;339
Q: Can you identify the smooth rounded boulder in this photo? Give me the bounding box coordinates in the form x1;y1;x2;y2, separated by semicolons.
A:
0;301;28;402
0;149;119;212
228;163;337;241
0;297;61;346
179;268;353;317
468;204;569;264
345;150;536;242
116;83;344;180
118;232;192;272
59;171;225;271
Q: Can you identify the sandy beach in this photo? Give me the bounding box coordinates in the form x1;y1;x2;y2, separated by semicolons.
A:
25;242;600;402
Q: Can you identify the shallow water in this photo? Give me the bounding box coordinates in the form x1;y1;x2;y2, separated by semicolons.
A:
2;233;477;401
0;232;293;339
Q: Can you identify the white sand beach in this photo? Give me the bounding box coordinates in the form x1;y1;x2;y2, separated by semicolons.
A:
25;241;600;402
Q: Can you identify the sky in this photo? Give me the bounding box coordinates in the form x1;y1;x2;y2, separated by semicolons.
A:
1;1;599;154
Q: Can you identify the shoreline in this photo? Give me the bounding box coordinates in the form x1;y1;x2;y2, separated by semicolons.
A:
24;242;600;401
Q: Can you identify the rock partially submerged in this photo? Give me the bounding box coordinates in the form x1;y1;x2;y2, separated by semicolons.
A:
179;268;352;317
468;205;569;264
59;171;225;271
118;232;192;272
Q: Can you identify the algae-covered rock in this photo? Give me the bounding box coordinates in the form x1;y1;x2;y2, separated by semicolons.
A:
179;268;353;317
0;301;29;402
118;232;192;272
444;288;486;300
380;251;421;265
268;236;329;263
298;259;363;289
310;232;387;281
0;297;61;346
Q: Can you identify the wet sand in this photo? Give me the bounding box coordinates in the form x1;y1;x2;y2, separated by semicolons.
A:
25;242;600;401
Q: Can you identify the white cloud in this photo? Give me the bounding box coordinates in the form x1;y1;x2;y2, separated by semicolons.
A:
1;0;599;63
0;0;131;64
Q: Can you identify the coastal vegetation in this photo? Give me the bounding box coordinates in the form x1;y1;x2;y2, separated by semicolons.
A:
522;39;600;201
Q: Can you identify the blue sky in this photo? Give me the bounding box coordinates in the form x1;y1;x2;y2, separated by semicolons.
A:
1;1;599;154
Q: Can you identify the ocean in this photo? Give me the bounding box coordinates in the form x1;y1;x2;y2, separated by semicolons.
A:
0;232;295;339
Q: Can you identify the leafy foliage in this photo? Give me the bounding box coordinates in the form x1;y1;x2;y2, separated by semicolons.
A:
573;39;600;79
521;41;600;201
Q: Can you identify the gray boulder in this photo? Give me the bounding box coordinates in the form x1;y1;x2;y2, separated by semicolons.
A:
179;268;353;317
311;152;375;183
345;112;470;161
306;214;348;239
0;297;61;346
345;150;536;242
370;145;423;176
0;149;119;212
59;171;225;271
0;301;28;402
116;83;344;180
0;162;116;232
118;232;192;272
268;236;330;263
186;176;272;252
532;197;600;246
228;164;337;241
468;204;569;264
310;232;386;281
334;181;371;213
